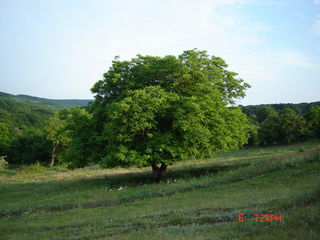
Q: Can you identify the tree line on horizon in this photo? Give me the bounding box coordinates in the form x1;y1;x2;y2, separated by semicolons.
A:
2;97;319;163
243;105;320;146
1;50;320;180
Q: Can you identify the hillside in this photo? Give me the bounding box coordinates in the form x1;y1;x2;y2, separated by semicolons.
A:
2;91;319;122
0;141;319;239
0;92;93;164
0;91;93;130
0;91;93;108
0;93;56;130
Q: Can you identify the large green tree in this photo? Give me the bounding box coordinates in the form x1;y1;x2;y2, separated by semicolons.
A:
90;49;250;181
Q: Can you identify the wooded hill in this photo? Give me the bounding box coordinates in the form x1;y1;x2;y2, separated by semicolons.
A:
0;91;92;131
0;92;92;164
0;91;92;109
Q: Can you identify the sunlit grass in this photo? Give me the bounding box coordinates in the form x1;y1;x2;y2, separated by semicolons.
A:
0;140;319;239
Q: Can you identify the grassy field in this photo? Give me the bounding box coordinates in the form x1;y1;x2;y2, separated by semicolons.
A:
0;141;319;239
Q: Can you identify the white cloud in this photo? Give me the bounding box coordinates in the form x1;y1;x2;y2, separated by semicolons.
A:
70;0;271;101
71;0;273;101
57;0;270;77
33;0;261;98
92;0;270;62
314;0;320;6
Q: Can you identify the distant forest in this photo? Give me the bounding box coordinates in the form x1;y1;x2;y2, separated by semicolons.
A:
240;102;320;146
0;91;319;166
0;92;92;165
0;91;92;109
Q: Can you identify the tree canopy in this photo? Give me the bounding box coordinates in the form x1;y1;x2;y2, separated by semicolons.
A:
306;106;320;137
45;107;93;168
90;49;251;180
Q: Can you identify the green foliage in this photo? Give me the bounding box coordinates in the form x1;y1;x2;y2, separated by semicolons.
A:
8;129;52;165
246;123;259;146
241;101;320;119
278;108;307;144
91;49;250;171
306;106;320;137
242;103;320;146
101;86;179;168
0;91;94;167
258;110;281;145
256;106;279;123
0;122;11;155
44;107;93;168
45;112;70;148
0;93;56;129
58;107;93;168
244;105;311;146
0;93;56;164
0;155;8;169
21;161;47;174
45;112;70;167
91;49;249;105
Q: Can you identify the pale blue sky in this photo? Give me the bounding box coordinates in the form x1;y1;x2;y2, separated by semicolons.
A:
1;0;319;105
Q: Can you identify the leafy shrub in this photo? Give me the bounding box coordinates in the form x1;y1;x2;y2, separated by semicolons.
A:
21;162;47;174
8;131;52;165
0;155;8;169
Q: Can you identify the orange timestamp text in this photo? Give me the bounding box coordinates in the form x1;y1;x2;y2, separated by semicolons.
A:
237;214;283;222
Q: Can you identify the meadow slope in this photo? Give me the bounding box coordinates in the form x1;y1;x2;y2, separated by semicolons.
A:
0;141;319;240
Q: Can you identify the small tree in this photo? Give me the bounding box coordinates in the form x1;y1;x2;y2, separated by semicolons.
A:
59;107;93;168
45;113;70;167
90;49;250;181
0;155;8;169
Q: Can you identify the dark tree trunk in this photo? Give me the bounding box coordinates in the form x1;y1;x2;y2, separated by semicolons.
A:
49;144;57;168
151;162;167;182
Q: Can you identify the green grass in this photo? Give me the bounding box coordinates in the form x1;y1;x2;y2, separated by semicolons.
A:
0;141;320;239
